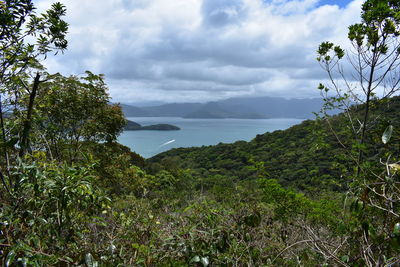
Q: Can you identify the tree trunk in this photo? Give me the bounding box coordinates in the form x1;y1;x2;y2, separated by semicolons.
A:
356;53;376;177
0;95;11;192
19;72;40;157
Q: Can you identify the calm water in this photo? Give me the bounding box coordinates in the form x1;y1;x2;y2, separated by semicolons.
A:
118;117;303;158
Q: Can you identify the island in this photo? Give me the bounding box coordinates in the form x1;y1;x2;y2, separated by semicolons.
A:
124;120;180;131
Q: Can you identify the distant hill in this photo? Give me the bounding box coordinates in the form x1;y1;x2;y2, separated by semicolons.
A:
120;96;326;119
124;120;180;131
218;97;325;118
124;120;142;129
182;102;267;119
121;103;201;117
120;104;151;117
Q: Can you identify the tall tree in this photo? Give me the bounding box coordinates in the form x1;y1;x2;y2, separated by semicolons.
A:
0;0;68;191
317;0;400;169
316;0;400;265
30;72;126;162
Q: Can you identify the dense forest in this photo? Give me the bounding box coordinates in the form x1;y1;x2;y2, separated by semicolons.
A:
1;0;400;266
150;97;400;193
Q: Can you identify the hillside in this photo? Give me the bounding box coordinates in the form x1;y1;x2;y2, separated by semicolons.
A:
120;104;151;117
183;102;269;119
148;96;400;192
218;97;325;118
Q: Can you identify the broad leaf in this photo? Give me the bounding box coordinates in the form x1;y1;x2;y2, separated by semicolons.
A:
382;125;393;144
191;256;200;263
393;223;400;236
5;251;16;267
201;257;210;266
85;253;98;267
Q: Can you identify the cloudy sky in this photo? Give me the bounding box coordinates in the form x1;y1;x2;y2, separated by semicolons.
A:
34;0;362;104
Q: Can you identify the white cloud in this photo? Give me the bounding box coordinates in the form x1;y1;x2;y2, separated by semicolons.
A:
33;0;363;103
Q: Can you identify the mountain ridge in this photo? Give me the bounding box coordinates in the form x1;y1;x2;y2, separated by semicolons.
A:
120;96;326;119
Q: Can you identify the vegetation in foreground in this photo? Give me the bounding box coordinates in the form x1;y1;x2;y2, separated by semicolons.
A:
1;0;400;266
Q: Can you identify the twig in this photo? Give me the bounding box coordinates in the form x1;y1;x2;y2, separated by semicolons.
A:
271;239;314;263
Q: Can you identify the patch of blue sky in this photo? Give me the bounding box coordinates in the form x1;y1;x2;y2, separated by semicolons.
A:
262;0;353;10
261;0;354;16
316;0;353;8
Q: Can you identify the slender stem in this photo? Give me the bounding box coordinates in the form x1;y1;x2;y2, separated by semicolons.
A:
0;170;10;195
19;72;40;157
0;94;11;190
0;95;10;172
356;50;376;177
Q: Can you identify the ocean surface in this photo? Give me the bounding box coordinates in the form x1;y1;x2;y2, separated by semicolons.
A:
118;117;303;158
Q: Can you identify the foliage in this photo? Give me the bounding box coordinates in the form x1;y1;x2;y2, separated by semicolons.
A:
0;160;109;266
2;0;400;266
0;0;68;193
149;98;400;193
313;0;400;265
16;72;126;162
0;0;68;83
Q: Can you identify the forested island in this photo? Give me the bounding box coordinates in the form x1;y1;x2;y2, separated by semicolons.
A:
124;120;180;131
1;1;400;266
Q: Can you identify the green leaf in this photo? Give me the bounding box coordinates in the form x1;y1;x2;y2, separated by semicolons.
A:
17;257;28;267
5;251;16;267
108;244;116;254
382;125;393;144
85;253;98;267
389;163;400;171
201;257;210;266
5;137;19;148
191;256;201;263
393;223;400;236
341;255;349;263
183;204;195;213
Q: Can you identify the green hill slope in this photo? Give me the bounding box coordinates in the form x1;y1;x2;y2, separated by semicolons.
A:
148;97;400;192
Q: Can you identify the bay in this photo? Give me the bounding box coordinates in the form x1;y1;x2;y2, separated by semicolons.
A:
118;117;303;158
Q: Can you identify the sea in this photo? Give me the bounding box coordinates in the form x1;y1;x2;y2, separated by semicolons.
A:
118;117;303;158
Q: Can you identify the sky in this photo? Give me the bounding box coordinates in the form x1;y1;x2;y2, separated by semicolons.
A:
34;0;362;104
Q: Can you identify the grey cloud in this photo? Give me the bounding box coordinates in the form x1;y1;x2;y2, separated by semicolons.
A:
201;0;245;27
121;0;149;11
158;80;244;92
288;66;327;80
108;76;322;104
113;27;315;69
102;23;328;93
106;59;160;80
36;0;362;103
163;63;273;86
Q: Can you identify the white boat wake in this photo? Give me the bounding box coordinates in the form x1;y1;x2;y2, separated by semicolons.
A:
159;139;175;147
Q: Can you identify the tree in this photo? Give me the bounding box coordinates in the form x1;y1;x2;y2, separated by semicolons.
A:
317;0;400;168
315;0;400;265
28;72;126;162
0;0;68;191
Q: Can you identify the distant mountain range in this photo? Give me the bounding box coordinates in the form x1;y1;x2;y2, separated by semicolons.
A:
120;96;327;119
